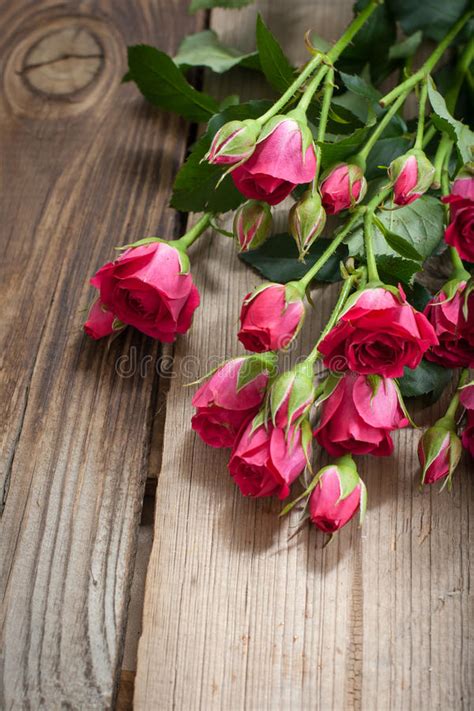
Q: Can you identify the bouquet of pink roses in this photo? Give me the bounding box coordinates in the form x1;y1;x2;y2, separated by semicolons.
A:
84;0;473;539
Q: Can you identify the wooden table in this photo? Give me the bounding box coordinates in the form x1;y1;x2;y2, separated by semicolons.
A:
1;1;472;709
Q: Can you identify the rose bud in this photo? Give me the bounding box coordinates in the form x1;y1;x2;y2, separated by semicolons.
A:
233;200;272;252
83;299;120;340
318;285;438;378
424;282;474;368
388;149;434;206
238;282;305;353
270;361;315;429
89;241;200;341
460;382;474;458
228;419;311;499
314;373;409;457
451;166;474;200
191;354;275;448
418;417;462;486
289;190;327;259
309;455;366;533
319;162;367;215
205;119;260;165
442;193;474;262
231;115;317;206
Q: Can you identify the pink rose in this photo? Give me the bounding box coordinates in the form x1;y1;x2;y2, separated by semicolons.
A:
309;460;364;533
90;242;200;341
452;173;474;200
388;150;434;206
319;163;367;215
238;283;305;353
418;422;462;485
460;383;474;457
83;299;117;340
229;420;309;499
318;286;438;378
442;194;474;262
231;118;317;206
191;357;270;448
424;283;474;368
314;374;408;457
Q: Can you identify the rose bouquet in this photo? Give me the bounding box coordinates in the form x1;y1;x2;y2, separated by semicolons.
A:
84;0;473;540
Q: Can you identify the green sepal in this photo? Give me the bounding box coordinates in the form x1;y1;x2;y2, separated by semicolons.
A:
393;380;417;428
314;373;341;408
279;467;324;517
300;417;314;472
334;454;360;502
237;352;278;392
249;408;268;436
115;237;164;251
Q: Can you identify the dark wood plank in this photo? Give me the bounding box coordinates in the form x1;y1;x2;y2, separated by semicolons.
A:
0;1;203;707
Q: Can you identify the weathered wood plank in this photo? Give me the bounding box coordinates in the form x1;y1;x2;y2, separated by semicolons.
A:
134;2;473;709
0;1;203;707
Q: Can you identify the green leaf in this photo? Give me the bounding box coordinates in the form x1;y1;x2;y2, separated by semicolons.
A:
174;30;259;73
381;232;423;262
388;31;422;60
127;45;219;123
256;14;294;92
387;0;470;41
171;101;270;213
366;136;411;180
339;71;381;103
374;218;424;261
237;353;277;391
404;282;432;311
189;0;254;9
319;126;371;168
346;196;445;263
398;360;453;402
427;82;474;164
377;255;421;286
239;233;348;284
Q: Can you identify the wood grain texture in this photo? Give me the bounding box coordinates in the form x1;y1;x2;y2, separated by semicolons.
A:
0;1;203;707
134;2;473;709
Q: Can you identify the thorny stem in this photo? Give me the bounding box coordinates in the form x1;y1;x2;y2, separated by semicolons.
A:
257;0;380;125
298;212;361;290
414;79;428;150
380;11;473;107
363;210;380;282
358;91;408;162
175;212;213;250
305;272;360;364
310;68;335;186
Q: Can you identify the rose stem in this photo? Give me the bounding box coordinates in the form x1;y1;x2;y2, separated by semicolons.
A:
298;211;361;290
257;0;380;126
413;79;428;150
357;90;408;164
307;68;335;189
174;212;214;250
305;271;361;365
380;10;473;107
363;210;380;282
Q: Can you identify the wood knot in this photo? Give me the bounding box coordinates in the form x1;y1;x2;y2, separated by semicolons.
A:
4;13;123;119
22;27;104;97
